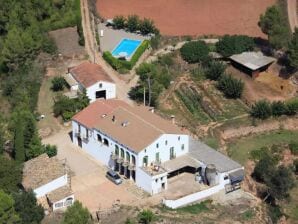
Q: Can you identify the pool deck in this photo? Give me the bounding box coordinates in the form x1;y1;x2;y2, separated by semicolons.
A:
98;23;149;53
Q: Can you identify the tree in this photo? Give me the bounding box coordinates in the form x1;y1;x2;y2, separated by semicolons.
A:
288;28;298;68
252;153;276;182
138;209;156;224
51;76;65;91
139;18;155;35
205;60;226;80
250;100;272;119
26;133;43;160
180;41;209;63
13;119;25;162
215;35;255;57
126;15;140;32
259;5;290;49
113;15;126;29
43;144;57;157
0;156;22;194
267;166;295;200
271;101;287;116
0;190;20;224
62;201;91;224
217;74;244;98
13;190;44;224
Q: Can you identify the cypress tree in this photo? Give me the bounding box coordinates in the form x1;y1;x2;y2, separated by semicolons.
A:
14;120;25;162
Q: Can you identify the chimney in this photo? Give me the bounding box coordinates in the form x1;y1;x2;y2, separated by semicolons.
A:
112;115;116;123
171;115;175;124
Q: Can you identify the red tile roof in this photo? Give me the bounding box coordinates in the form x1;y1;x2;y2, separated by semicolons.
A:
72;99;186;152
70;61;114;88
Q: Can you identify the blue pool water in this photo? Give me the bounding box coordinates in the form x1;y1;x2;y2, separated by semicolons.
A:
111;39;142;58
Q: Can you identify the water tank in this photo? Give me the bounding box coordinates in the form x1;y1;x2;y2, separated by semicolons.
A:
205;164;218;186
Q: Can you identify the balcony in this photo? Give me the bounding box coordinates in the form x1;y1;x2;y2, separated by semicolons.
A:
128;164;135;171
111;152;119;160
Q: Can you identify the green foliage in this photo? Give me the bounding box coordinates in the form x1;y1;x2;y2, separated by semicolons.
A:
180;41;209;63
241;209;255;221
285;98;298;115
250;147;269;161
150;35;161;50
205;60;226;81
215;35;255;57
0;190;20;224
268;205;283;224
139;18;156;35
138;209;156;224
289;141;298;155
113;15;126;29
271;101;287;116
44;144;57;157
289;28;298;68
62;201;91;224
13;190;44;224
26;134;43;160
175;200;210;214
250;100;272;119
217;74;244;98
259;5;291;49
103;40;149;71
252;153;276;182
0;156;22;194
51;76;66;91
13;119;25;162
127;15;140;32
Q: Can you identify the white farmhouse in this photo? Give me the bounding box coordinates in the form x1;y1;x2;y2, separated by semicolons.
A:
64;61;116;102
22;154;74;211
71;99;244;205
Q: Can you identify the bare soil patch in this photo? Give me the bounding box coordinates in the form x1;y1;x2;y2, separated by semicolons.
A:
49;27;86;57
97;0;275;37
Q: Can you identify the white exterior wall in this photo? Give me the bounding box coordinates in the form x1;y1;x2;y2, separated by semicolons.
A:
34;175;68;198
86;81;116;102
72;121;136;168
137;134;189;167
52;194;75;211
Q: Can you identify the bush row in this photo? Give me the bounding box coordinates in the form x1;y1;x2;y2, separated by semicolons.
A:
250;99;298;119
103;40;149;71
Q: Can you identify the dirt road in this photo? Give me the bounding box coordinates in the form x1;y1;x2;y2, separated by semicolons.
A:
81;0;136;105
288;0;298;32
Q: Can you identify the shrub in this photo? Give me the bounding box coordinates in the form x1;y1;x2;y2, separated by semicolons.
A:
285;98;298;115
138;209;156;224
127;15;140;32
216;35;255;57
51;76;66;91
289;141;298;155
252;153;276;182
271;101;287;116
62;201;91;224
217;74;244;98
113;15;126;29
150;35;161;50
43;144;57;157
139;18;155;35
205;60;226;81
180;41;209;63
250;100;272;119
102;52;122;70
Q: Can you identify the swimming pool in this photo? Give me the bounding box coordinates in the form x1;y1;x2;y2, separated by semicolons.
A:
111;39;142;59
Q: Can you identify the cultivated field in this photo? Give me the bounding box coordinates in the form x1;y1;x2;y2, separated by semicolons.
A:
97;0;275;37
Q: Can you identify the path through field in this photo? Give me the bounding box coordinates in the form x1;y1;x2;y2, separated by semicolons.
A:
288;0;298;32
97;0;275;37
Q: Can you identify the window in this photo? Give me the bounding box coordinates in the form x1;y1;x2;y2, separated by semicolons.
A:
103;138;109;146
99;83;103;88
55;202;64;208
224;176;229;180
120;148;125;158
143;156;148;167
115;145;119;155
97;134;102;142
155;179;158;183
155;152;160;162
181;144;185;150
156;143;159;148
78;125;81;133
64;198;73;207
178;136;181;141
165;140;168;145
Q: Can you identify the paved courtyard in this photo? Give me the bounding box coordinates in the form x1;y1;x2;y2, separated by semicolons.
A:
42;128;146;213
98;23;148;52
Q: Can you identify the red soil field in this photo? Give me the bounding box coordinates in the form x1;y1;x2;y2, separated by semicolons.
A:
96;0;275;37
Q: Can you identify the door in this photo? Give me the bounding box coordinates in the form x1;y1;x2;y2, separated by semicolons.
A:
170;147;175;159
95;90;106;99
77;137;82;148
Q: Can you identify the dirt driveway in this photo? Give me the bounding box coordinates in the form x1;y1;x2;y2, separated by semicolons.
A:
42;128;142;213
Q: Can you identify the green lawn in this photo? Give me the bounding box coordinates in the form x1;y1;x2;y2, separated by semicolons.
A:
227;130;298;165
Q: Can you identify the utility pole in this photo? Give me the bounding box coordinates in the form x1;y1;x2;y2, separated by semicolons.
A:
147;76;151;107
143;86;146;106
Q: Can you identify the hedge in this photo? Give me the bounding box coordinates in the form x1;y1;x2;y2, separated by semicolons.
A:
103;40;149;71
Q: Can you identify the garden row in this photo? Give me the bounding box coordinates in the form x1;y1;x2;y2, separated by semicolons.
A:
103;40;149;72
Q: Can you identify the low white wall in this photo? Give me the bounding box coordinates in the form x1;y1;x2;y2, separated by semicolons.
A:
34;175;68;198
136;167;153;194
163;184;223;209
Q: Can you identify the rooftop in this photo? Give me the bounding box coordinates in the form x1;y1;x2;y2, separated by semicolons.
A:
47;186;73;203
22;154;66;190
73;99;186;153
230;51;275;70
69;61;114;88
